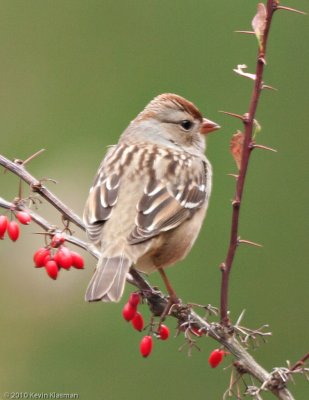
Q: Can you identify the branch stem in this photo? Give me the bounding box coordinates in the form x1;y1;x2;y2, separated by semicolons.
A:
290;352;309;372
0;154;84;230
220;0;277;326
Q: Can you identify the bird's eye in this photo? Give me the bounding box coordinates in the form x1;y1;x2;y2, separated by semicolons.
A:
180;120;193;130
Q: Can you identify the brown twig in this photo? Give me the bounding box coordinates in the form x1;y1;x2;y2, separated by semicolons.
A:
289;352;309;372
0;154;84;230
0;196;97;257
220;0;279;327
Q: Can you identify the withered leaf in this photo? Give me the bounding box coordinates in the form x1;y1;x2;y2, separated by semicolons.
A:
252;3;267;48
230;131;245;170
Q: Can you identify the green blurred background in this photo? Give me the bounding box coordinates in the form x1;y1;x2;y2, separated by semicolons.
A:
0;1;308;398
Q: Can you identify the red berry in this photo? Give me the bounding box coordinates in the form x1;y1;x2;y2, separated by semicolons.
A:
70;251;84;269
44;260;59;280
7;221;20;241
208;349;225;368
191;327;204;337
140;335;153;358
122;302;136;321
43;253;52;265
129;292;140;307
0;215;9;238
33;248;51;268
158;324;170;340
131;312;144;331
51;233;65;248
56;246;72;269
16;211;31;225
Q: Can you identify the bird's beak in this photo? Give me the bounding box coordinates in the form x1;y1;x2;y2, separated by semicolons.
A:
200;118;221;135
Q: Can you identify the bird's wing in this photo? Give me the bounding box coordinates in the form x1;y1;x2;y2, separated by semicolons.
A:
83;143;133;243
127;153;210;244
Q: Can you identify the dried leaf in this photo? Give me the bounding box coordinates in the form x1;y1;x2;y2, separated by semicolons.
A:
230;131;244;170
252;3;267;49
233;64;256;81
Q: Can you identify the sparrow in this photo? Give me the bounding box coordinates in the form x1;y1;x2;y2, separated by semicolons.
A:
83;93;220;302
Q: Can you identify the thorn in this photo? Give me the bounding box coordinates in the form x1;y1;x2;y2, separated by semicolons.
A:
219;111;244;121
227;173;239;180
237;238;263;248
31;177;58;189
262;84;278;91
23;149;46;165
235;309;246;326
276;6;307;16
33;232;53;236
234;30;255;35
253;144;278;153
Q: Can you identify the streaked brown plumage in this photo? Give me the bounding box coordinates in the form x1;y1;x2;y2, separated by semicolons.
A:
83;93;220;302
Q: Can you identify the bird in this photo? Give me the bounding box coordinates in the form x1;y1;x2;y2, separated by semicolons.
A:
83;93;220;302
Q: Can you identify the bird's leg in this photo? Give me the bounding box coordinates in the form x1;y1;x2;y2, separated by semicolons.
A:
158;268;178;302
158;268;179;322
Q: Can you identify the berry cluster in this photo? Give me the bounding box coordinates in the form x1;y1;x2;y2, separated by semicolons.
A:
33;233;84;280
122;292;170;357
0;211;32;241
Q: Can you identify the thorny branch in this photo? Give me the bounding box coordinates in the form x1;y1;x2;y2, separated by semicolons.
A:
290;352;309;373
219;0;305;329
0;154;84;230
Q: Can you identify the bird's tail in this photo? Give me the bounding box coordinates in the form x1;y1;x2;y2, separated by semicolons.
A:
85;252;132;302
